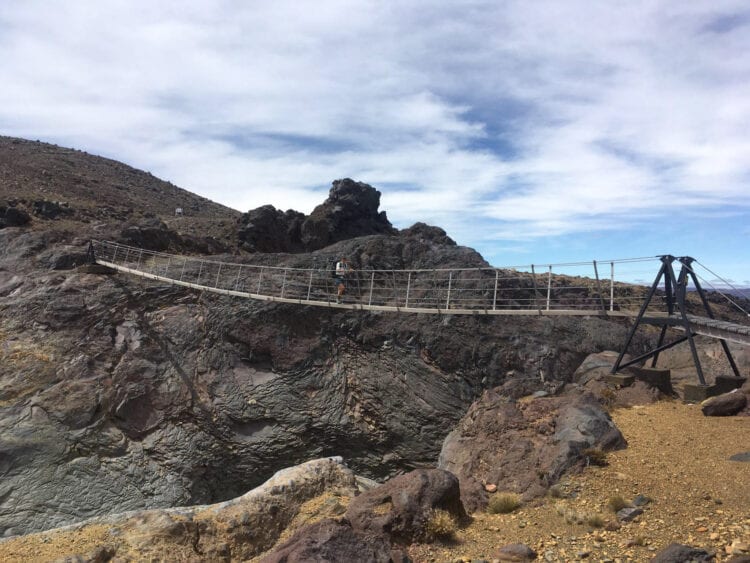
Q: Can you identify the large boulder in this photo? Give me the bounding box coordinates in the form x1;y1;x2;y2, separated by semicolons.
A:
702;390;748;417
438;389;626;512
345;468;467;543
238;179;396;253
237;205;306;253
0;205;31;228
300;178;395;249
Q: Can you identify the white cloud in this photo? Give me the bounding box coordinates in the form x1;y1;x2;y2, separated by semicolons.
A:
0;0;749;256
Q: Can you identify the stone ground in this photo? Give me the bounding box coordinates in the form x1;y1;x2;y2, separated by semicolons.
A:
1;400;748;562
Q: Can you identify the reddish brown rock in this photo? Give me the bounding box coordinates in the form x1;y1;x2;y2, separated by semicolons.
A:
345;468;466;543
496;542;538;561
259;519;395;563
438;389;626;512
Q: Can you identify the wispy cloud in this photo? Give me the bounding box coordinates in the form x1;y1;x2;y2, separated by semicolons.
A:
0;1;749;273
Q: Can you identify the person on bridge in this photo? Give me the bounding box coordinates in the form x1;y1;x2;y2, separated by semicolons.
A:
335;257;353;303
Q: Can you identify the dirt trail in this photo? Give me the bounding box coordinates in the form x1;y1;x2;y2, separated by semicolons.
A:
409;400;750;562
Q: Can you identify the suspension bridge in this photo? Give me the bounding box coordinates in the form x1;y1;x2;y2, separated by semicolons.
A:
90;240;749;386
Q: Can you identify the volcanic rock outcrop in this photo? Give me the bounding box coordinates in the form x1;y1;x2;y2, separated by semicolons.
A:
237;178;396;252
438;387;627;512
0;457;360;561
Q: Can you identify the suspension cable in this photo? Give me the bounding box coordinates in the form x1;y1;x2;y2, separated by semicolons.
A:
686;261;750;317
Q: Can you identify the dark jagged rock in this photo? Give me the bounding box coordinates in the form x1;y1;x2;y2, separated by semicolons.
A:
121;218;228;254
616;506;643;522
401;222;456;246
0;205;31;228
300;178;395;249
237;205;306;252
650;543;716;562
438;389;626;512
346;468;467;543
702;390;748;417
238;179;396;253
32;200;74;220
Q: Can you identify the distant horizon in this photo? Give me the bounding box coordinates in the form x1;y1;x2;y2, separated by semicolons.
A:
1;1;748;284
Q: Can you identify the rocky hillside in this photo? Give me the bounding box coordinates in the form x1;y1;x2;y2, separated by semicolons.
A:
0;136;239;244
0;137;744;540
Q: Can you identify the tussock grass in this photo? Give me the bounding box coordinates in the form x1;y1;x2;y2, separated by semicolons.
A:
608;495;629;512
556;506;605;528
582;448;609;467
425;509;458;541
487;492;522;514
548;484;565;498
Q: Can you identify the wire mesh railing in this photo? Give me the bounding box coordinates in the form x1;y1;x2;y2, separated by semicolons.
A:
91;240;666;315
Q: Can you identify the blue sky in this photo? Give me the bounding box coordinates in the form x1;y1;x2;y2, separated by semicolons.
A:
1;1;749;285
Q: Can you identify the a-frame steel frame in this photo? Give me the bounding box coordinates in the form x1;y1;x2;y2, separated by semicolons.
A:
611;255;741;384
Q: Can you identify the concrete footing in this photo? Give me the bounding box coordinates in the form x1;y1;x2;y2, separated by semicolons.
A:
630;367;673;394
604;374;635;387
683;384;719;403
714;375;747;394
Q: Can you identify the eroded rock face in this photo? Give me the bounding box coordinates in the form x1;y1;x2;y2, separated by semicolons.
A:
438;389;626;512
346;468;467;544
0;458;358;561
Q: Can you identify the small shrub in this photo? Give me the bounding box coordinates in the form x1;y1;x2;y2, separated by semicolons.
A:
548;484;565;498
425;509;457;541
585;513;605;528
607;495;628;512
582;448;608;466
487;492;522;514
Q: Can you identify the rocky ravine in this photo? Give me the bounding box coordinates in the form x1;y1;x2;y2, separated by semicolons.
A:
0;137;711;537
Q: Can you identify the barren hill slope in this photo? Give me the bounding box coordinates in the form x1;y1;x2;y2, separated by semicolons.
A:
0;136;239;242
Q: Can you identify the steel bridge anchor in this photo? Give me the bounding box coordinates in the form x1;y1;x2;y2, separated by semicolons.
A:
611;255;741;392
